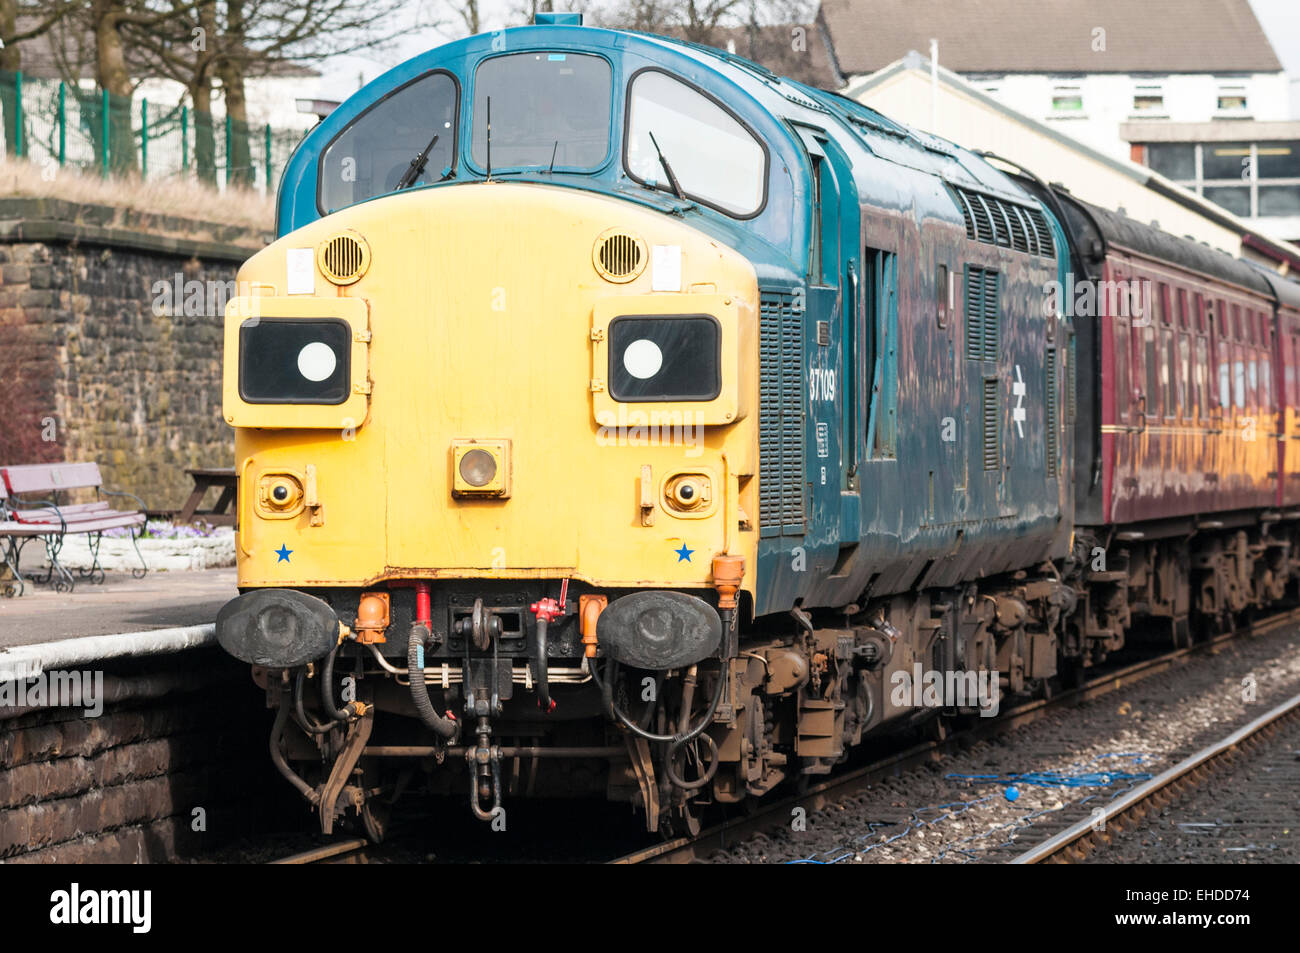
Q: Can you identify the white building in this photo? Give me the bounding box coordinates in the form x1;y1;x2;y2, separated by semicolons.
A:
817;0;1300;243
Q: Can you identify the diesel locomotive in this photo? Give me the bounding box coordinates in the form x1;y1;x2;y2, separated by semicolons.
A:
214;14;1300;838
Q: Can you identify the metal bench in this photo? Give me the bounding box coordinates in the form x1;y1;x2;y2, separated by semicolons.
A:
0;480;66;597
0;463;148;591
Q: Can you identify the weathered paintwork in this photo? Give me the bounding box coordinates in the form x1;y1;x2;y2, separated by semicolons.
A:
1043;191;1298;529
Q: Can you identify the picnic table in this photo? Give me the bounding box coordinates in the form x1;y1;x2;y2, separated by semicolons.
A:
177;467;238;526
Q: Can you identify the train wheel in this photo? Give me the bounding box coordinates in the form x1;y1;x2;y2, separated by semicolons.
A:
360;798;390;844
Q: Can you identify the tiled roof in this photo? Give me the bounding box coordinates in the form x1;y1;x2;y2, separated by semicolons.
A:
818;0;1282;76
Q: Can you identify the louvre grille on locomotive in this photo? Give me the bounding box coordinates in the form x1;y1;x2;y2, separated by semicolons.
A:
214;14;1300;839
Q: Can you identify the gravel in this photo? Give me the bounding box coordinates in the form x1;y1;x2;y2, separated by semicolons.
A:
704;626;1300;864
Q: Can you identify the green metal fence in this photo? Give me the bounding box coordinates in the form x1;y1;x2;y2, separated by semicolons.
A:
0;69;305;194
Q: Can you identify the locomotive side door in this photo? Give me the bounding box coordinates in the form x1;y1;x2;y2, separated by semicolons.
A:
793;125;863;556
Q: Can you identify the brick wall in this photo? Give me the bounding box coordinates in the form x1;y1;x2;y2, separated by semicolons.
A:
0;198;268;510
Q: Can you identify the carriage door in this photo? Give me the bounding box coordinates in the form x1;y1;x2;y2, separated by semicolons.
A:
794;125;862;552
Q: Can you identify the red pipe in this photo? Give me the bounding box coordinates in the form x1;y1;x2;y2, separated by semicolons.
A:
388;580;432;626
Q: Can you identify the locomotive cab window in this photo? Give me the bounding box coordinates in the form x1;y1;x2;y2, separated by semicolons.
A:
472;52;612;171
319;71;458;214
624;70;767;217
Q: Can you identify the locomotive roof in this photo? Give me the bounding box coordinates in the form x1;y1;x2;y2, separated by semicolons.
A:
634;27;1036;202
280;23;1053;272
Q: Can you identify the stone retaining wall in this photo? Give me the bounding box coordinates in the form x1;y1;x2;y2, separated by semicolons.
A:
0;197;268;509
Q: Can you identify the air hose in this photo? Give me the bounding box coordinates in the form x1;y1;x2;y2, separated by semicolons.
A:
588;654;725;746
586;608;732;791
319;645;352;723
294;669;334;735
407;623;458;739
269;692;319;804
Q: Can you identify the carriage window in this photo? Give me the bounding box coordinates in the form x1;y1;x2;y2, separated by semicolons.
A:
1261;355;1271;411
1248;355;1258;408
625;70;766;217
1195;336;1208;417
1170;328;1180;413
1177;333;1190;414
1143;325;1159;416
472;52;612;170
319;71;458;213
1219;341;1232;408
1115;321;1130;422
1233;345;1246;408
1291;335;1300;405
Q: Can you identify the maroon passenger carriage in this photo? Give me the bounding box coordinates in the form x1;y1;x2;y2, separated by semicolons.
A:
1018;180;1300;657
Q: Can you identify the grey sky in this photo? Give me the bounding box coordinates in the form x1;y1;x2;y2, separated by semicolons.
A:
1249;0;1300;117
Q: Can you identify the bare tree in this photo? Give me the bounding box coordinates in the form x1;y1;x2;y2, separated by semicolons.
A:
451;0;480;35
117;0;405;186
87;0;176;172
1;1;77;154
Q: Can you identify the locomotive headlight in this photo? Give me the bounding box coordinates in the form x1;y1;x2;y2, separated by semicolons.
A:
451;439;511;499
239;318;351;404
256;472;305;518
665;474;709;511
458;449;497;487
609;316;721;401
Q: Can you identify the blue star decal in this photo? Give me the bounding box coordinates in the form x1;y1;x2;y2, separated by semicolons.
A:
275;544;292;563
674;543;694;563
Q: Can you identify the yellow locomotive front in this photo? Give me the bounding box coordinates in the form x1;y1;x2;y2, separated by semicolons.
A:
217;180;760;831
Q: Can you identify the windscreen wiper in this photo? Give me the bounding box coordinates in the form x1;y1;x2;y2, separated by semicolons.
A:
396;133;440;190
648;130;686;201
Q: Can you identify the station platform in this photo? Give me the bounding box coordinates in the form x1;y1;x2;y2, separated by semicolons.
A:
0;568;236;648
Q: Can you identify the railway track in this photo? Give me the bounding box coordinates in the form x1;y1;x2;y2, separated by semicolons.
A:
1010;689;1300;863
269;837;370;865
612;607;1300;864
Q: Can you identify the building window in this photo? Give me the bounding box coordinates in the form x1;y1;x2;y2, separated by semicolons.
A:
1133;87;1164;113
1259;185;1300;216
1203;185;1252;216
1134;140;1300;222
1259;142;1300;178
1203;143;1251;180
1147;143;1195;180
1216;86;1248;112
1051;87;1083;114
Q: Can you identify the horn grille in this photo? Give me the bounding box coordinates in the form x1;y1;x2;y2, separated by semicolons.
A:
318;233;370;285
593;230;647;283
